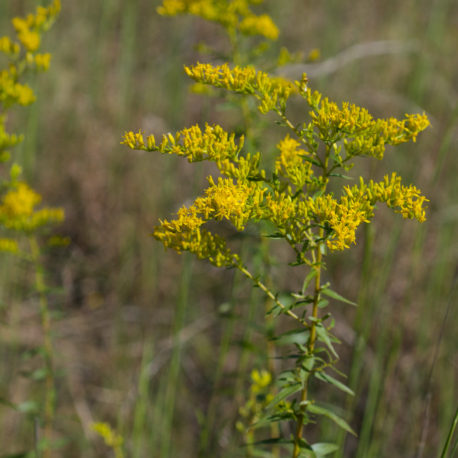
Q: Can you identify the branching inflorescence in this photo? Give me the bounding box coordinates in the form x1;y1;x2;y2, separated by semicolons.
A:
123;1;430;456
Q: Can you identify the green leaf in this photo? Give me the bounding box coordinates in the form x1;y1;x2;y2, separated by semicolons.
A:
31;368;47;381
265;383;302;412
265;232;285;239
315;372;354;396
318;299;329;309
277;370;297;384
321;288;357;306
298;450;317;458
266;304;282;318
315;324;338;358
301;270;317;295
301;155;322;167
311;442;339;456
271;328;310;346
328;173;353;180
302;355;315;372
307;404;356;436
250;437;292;446
17;401;39;415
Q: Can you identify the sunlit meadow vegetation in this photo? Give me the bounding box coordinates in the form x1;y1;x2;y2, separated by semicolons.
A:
0;0;457;457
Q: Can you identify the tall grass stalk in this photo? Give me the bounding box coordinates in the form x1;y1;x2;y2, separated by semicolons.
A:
159;253;192;458
29;236;56;458
440;406;458;458
132;339;155;458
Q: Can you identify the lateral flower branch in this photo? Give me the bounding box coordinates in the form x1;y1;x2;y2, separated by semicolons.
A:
123;58;429;458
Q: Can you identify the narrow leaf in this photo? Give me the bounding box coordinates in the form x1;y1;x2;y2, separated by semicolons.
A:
321;288;357;306
250;437;292;446
271;328;310;346
298;450;317;458
315;372;354;396
315;325;338;358
307;404;356;436
328;173;353;180
17;401;39;414
265;383;302;412
301;270;317;295
311;442;339;456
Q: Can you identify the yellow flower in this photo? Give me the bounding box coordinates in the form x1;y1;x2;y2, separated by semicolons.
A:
35;53;51;71
0;182;64;232
275;135;313;189
0;238;19;253
0;36;20;55
184;63;296;113
1;182;41;217
239;14;279;40
157;0;278;40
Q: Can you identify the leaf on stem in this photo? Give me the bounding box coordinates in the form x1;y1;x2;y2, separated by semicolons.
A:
265;382;302;412
301;269;318;295
321;287;357;306
270;328;310;346
310;442;339;456
315;324;339;358
307;404;356;436
314;372;355;396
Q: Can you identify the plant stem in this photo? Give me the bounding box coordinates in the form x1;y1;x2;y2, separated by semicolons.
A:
292;143;329;457
440;405;458;458
237;264;308;327
29;236;55;457
292;240;322;458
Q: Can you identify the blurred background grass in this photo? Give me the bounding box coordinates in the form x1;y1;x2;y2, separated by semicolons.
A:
0;0;457;456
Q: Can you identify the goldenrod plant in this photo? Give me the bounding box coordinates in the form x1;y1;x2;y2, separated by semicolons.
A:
92;422;125;458
0;1;63;456
124;1;430;456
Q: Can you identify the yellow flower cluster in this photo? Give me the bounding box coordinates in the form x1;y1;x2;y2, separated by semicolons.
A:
0;36;20;56
1;2;63;253
310;173;427;250
305;89;430;160
239;14;278;40
249;369;272;394
185;63;296;113
122;123;263;180
123;56;429;262
0;118;22;162
0;69;36;107
0;0;60;107
275;135;313;190
237;368;292;435
154;208;239;267
153;175;265;266
0;182;64;233
91;422;124;450
0;237;19;253
11;0;61;52
124;107;429;260
345;173;427;222
157;0;279;40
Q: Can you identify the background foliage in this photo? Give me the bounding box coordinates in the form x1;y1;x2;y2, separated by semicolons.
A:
0;0;456;457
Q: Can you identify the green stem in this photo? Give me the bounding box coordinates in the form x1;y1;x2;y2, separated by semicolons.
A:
292;240;323;458
293;145;329;457
29;236;55;457
440;405;458;458
237;264;308;327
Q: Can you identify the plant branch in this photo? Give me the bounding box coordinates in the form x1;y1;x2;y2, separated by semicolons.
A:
237;264;308;327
